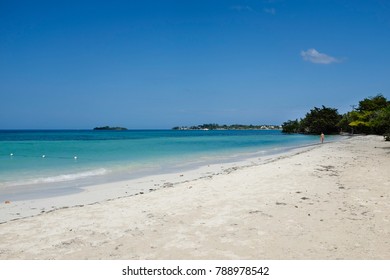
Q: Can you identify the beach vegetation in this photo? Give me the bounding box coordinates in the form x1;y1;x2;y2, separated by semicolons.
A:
357;94;388;112
345;94;390;135
283;94;390;137
337;112;354;133
173;124;282;130
281;119;300;133
282;106;341;135
299;106;342;134
371;105;390;137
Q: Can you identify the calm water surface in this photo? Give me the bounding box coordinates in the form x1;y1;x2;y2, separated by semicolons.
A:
0;130;338;196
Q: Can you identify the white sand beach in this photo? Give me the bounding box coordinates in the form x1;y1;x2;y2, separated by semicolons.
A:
0;135;389;259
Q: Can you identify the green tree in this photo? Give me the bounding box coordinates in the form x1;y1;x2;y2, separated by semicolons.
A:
348;94;390;134
370;105;390;135
300;106;342;134
337;112;354;133
357;94;388;112
282;119;300;133
282;94;389;137
348;110;373;134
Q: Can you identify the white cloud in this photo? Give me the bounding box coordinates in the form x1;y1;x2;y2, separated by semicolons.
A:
300;48;340;64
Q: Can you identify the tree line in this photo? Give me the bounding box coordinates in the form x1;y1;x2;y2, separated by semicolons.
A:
173;124;281;130
282;94;390;140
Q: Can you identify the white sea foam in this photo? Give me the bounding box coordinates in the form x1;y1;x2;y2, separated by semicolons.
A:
1;168;108;188
39;168;108;183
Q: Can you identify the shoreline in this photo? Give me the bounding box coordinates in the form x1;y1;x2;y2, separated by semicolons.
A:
0;135;389;259
0;141;322;224
0;129;334;197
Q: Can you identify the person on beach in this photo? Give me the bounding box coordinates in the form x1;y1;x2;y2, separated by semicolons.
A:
320;132;325;143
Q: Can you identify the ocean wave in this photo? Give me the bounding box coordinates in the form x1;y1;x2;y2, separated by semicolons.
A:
1;168;109;188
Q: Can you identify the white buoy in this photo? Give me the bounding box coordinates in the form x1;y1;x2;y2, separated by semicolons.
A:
10;153;13;156
74;156;78;160
42;155;46;158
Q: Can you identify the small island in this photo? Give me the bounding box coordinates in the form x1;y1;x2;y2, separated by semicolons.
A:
93;126;128;131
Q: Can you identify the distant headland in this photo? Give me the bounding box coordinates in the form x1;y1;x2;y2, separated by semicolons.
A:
172;123;282;130
93;126;128;131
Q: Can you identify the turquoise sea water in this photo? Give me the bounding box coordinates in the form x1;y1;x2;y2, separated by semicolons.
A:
0;130;338;199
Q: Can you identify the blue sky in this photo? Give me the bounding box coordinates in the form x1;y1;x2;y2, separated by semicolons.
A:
1;0;389;129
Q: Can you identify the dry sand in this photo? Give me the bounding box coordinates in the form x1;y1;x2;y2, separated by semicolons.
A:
0;135;389;259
